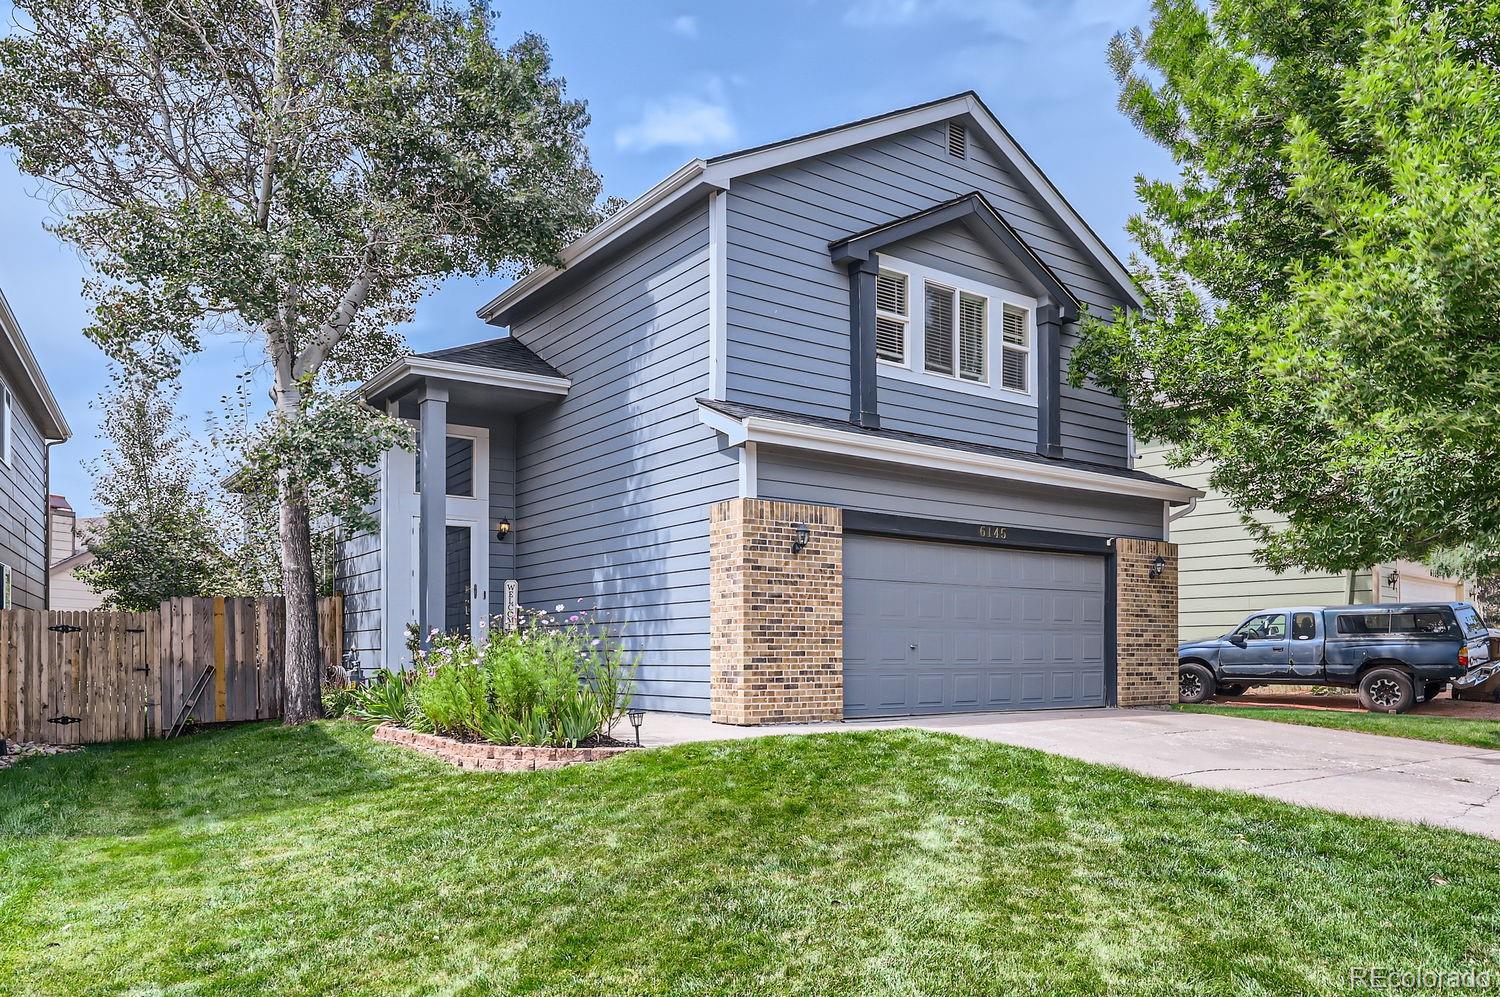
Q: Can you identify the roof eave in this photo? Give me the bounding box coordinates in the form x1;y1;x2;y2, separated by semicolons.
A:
0;289;71;442
476;159;716;326
359;355;571;403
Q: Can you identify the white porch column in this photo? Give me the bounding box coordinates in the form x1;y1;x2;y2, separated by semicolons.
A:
417;383;448;642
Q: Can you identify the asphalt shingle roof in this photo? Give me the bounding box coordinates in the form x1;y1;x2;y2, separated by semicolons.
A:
418;336;561;379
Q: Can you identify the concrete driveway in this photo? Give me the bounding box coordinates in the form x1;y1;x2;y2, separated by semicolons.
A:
639;708;1500;840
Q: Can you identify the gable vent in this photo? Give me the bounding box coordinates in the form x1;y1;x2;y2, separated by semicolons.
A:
947;121;967;159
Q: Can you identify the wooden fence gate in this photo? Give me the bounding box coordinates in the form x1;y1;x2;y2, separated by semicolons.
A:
0;595;343;745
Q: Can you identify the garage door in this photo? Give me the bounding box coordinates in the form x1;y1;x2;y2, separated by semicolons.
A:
843;535;1108;717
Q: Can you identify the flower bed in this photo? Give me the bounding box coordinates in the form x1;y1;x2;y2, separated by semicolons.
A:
374;724;634;772
343;603;637;753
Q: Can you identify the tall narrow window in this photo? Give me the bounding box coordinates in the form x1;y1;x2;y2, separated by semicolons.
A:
874;269;908;363
958;292;987;382
1;385;11;466
1000;304;1029;392
923;283;955;375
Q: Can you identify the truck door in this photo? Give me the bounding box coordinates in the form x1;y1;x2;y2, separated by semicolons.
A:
1288;611;1323;680
1220;612;1292;680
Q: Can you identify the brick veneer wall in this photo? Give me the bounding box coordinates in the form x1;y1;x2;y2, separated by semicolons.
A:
709;498;843;725
1115;538;1180;706
373;725;634;771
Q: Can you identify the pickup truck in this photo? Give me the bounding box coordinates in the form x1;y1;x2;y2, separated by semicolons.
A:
1177;602;1498;713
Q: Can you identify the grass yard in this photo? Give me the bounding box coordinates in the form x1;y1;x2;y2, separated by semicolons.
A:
3;723;1499;996
1178;703;1500;751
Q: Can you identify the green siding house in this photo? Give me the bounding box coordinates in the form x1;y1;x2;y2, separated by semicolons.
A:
1135;444;1464;641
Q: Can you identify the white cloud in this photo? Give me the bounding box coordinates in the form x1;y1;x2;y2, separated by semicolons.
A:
668;14;698;37
614;82;738;153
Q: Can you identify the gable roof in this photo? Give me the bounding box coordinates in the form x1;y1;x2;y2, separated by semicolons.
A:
0;288;70;442
828;192;1082;321
418;336;561;379
478;91;1142;326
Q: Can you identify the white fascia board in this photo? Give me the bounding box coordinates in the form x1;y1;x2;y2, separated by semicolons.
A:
361;356;571;400
0;288;70;441
476;160;720;324
697;403;1202;504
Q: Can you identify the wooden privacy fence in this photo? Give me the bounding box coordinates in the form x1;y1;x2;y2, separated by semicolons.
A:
0;595;343;745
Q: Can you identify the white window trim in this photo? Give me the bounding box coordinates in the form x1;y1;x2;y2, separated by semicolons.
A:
874;268;910;366
875;255;1038;406
0;382;11;467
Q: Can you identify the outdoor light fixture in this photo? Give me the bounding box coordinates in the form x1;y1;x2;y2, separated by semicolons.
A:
627;708;645;747
791;522;810;554
495;518;512;542
1149;555;1168;579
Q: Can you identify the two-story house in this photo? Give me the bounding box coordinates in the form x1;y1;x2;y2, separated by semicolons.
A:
337;92;1200;723
0;289;72;609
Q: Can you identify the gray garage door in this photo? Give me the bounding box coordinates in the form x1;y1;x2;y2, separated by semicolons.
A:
843;535;1107;718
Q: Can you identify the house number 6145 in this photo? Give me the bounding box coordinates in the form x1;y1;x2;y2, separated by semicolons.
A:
978;525;1008;540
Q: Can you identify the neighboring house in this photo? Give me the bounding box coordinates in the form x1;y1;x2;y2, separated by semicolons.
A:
48;495;105;611
337;92;1200;722
0;289;71;611
1136;445;1465;641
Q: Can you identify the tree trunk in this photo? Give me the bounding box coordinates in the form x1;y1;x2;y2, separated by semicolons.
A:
280;476;323;724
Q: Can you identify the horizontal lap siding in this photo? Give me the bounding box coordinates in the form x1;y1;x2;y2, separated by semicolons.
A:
1;394;49;610
725;121;1130;464
512;206;737;715
334;478;381;673
758;449;1164;539
1136;445;1362;640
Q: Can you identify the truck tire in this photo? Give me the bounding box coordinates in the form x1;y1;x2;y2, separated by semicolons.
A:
1179;663;1216;704
1358;668;1415;714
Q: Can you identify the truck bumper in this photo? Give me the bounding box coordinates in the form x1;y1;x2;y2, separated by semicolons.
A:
1453;663;1500;689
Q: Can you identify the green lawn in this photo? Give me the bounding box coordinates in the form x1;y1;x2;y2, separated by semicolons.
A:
1178;703;1500;751
3;723;1499;996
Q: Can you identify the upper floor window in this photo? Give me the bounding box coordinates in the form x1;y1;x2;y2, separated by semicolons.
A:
877;255;1036;405
875;269;908;364
0;382;11;466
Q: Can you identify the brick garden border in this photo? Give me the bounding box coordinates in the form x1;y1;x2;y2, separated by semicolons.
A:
373;724;635;772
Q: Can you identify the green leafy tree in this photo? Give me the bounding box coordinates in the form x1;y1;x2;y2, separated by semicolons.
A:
0;0;603;721
1074;1;1500;575
78;376;228;612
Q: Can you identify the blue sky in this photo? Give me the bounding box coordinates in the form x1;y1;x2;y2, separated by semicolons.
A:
0;0;1174;515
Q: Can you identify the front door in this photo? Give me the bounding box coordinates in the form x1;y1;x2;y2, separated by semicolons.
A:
382;423;491;665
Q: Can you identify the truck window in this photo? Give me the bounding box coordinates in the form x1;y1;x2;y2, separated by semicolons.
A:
1234;613;1287;639
1389;611;1456;636
1291;613;1317;640
1456;606;1488;639
1336;613;1390;635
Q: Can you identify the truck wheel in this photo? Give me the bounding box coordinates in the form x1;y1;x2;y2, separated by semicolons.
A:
1179;663;1216;704
1358;668;1415;714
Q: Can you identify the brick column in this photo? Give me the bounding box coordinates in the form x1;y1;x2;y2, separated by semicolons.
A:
1114;538;1179;706
709;498;843;724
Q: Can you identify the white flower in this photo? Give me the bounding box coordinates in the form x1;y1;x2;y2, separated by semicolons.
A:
555;604;565;612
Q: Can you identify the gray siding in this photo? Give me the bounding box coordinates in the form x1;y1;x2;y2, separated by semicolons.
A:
0;380;49;610
510;205;739;714
334;471;382;674
487;415;517;601
758;449;1165;540
724;120;1130;464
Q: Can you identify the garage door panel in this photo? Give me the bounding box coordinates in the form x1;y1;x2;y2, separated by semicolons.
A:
844;535;1107;717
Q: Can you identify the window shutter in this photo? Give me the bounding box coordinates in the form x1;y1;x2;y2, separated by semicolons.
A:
874;270;907;363
947;121;967;159
924;284;955;375
958;292;986;382
1001;304;1028;391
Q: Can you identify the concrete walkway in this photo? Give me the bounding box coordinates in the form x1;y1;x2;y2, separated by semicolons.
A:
635;708;1500;840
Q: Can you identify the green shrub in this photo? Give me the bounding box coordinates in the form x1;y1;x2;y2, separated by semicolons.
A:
374;607;636;748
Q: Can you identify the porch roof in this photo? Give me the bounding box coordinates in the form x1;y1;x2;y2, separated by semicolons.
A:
361;335;568;412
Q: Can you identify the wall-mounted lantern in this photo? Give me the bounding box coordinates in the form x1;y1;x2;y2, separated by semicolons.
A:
791;523;810;554
495;518;512;542
1149;554;1168;579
